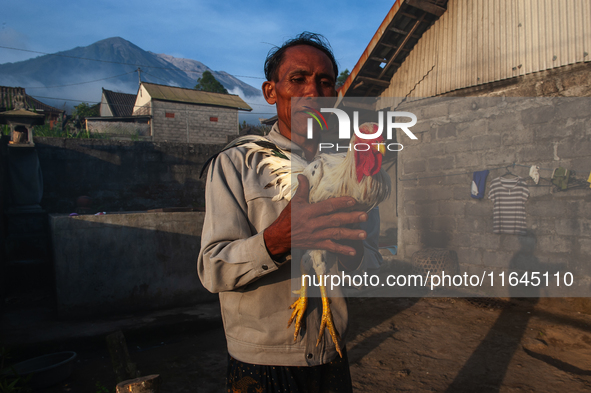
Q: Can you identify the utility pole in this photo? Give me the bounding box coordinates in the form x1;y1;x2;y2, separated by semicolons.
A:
137;67;142;96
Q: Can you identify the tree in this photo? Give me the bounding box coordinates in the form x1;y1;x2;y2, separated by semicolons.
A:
72;102;99;119
70;102;99;132
194;71;229;94
336;69;350;88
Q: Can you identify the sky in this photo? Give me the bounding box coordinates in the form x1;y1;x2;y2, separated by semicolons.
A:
0;0;396;121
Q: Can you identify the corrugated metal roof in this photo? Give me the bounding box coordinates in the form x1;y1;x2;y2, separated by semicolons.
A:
344;0;591;106
142;82;252;111
339;0;449;99
377;0;591;108
103;88;136;117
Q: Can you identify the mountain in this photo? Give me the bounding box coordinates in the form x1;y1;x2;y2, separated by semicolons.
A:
151;52;258;96
0;37;262;112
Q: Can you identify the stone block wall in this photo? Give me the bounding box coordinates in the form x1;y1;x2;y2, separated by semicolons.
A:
395;95;591;285
151;101;238;144
379;161;398;244
35;137;224;213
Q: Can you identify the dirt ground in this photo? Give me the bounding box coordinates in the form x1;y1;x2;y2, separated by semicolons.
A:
29;296;591;393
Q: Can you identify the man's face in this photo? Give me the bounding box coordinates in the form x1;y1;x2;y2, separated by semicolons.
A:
263;45;337;143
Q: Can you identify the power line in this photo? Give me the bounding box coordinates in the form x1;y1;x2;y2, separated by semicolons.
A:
242;102;273;107
141;71;269;104
22;71;136;89
29;95;100;104
399;162;591;183
28;93;273;108
141;70;175;84
28;94;276;116
0;45;266;79
18;68;266;99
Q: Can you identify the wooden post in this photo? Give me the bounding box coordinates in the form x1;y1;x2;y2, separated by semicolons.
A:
106;330;140;383
116;375;161;393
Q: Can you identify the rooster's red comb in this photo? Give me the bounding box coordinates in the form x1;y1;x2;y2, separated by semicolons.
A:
358;122;380;134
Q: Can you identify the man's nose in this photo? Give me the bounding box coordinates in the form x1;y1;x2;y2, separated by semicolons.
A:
302;81;323;97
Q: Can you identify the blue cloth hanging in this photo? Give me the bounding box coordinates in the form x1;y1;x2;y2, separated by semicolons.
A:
471;170;490;199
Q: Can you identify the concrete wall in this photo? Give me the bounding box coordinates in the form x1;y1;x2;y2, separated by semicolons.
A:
135;103;150;116
99;94;112;117
35;137;224;213
0;136;9;298
86;120;150;136
392;65;591;288
50;211;214;317
151;100;238;144
377;162;398;245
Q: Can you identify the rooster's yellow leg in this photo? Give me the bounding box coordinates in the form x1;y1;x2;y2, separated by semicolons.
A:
316;280;343;358
287;277;308;342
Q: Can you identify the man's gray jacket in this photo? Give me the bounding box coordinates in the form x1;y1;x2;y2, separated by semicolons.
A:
198;125;380;367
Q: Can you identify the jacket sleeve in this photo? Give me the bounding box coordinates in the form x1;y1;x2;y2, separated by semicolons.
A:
197;152;282;293
360;207;383;271
334;207;382;273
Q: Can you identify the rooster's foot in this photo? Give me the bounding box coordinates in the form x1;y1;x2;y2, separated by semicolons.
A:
288;287;308;342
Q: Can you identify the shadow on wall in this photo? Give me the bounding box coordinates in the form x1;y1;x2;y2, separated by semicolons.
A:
50;211;215;318
419;215;451;249
35;138;224;213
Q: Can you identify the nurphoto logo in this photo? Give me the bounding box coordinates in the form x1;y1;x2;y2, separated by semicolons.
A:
306;108;418;152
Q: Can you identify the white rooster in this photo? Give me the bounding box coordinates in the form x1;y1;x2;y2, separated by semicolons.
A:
202;122;391;357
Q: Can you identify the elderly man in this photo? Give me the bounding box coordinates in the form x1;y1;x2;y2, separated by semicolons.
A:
198;32;381;392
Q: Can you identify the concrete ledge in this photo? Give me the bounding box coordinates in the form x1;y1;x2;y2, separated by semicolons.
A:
50;211;215;318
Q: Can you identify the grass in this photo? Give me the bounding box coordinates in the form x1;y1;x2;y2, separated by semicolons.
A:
33;124;110;139
0;347;32;393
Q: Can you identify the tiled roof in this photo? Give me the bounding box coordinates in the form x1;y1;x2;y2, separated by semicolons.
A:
26;95;65;114
103;88;136;117
260;115;277;125
0;86;26;111
0;108;45;126
0;85;64;114
142;82;252;111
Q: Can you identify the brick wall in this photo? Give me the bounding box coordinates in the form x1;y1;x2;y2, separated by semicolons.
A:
151;100;238;144
392;64;591;287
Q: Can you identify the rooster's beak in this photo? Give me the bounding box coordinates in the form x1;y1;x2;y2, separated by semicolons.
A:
374;143;386;156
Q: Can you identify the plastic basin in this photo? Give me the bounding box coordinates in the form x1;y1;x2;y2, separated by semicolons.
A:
1;351;77;389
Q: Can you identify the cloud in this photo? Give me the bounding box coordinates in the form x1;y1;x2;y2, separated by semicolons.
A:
228;86;275;125
0;27;34;64
1;0;396;118
5;69;138;114
0;73;35;89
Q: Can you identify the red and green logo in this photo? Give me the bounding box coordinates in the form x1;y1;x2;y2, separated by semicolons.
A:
304;106;328;130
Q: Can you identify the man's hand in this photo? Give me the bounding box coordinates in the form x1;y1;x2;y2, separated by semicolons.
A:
263;175;367;258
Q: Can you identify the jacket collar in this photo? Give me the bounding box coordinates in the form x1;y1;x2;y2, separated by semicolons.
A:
266;122;308;160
